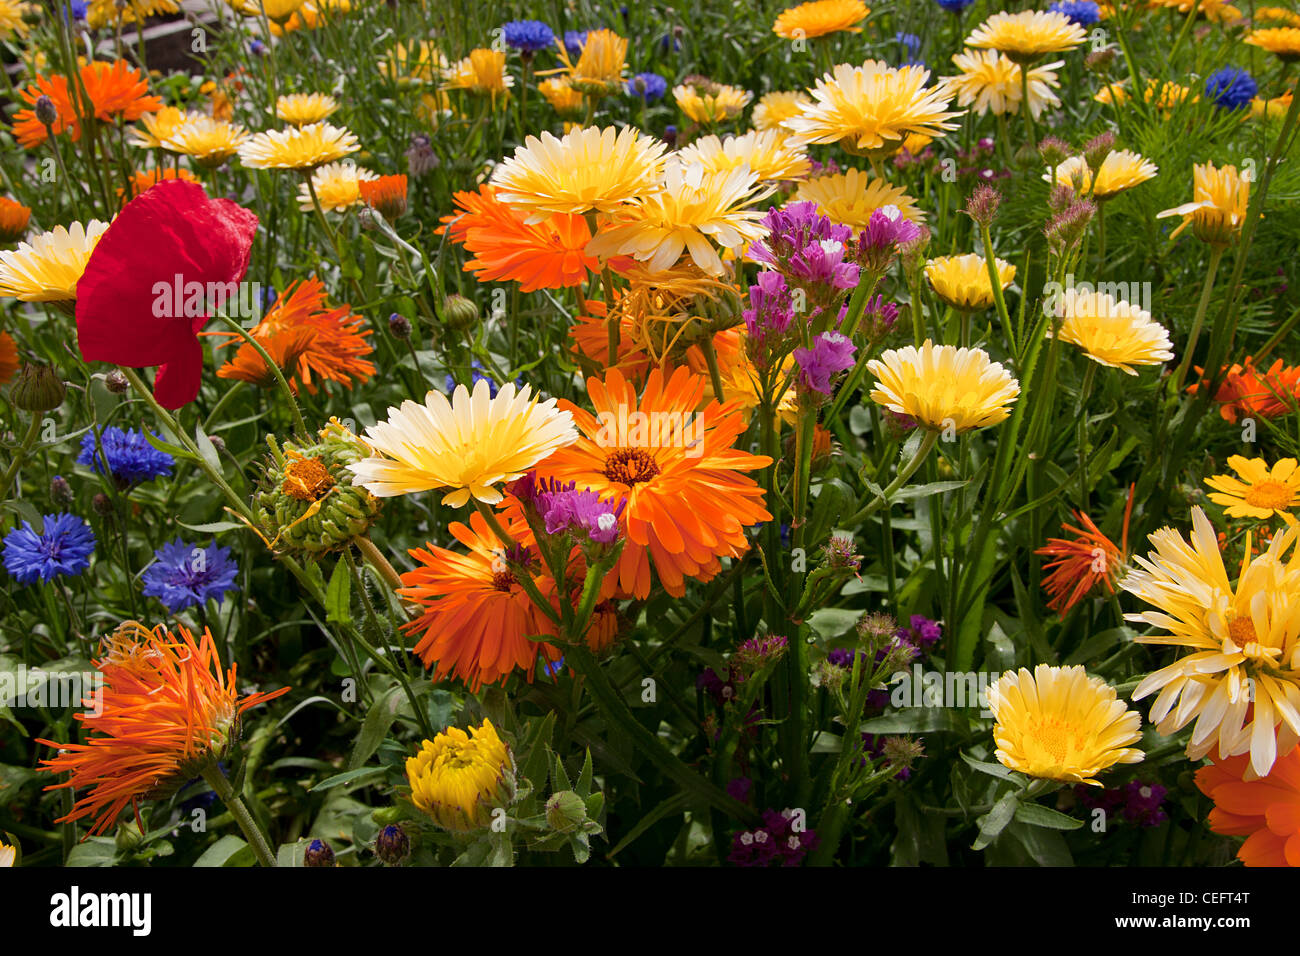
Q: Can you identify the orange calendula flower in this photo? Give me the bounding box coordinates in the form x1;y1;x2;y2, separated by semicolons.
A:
37;621;289;837
1035;486;1134;616
1189;357;1300;423
0;329;18;384
118;167;200;202
359;174;409;220
1196;746;1300;866
439;184;599;293
534;366;773;599
13;61;163;148
217;325;317;389
0;198;31;242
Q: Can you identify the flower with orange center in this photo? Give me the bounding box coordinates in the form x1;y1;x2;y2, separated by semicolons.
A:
1206;456;1300;521
438;184;599;293
773;0;870;39
0;197;31;242
37;621;289;837
534;366;773;599
1196;746;1300;866
1035;486;1133;617
1188;357;1300;423
0;330;18;384
399;509;564;690
359;174;408;220
118;167;200;203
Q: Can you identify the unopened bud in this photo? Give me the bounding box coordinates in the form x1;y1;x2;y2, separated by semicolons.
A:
1084;47;1116;73
1083;131;1117;173
304;838;335;867
357;206;380;231
11;363;65;411
105;369;129;394
34;95;58;127
92;492;113;516
442;293;479;331
50;474;73;506
963;184;1001;228
545;790;589;833
388;313;411;340
1037;135;1072;169
373;824;410;865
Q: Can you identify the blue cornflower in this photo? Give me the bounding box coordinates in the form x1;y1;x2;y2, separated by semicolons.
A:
443;360;521;398
66;0;88;21
894;32;922;66
563;30;590;58
77;427;174;486
141;538;238;613
542;657;566;678
1205;68;1258;111
935;0;976;11
502;20;555;53
2;514;96;585
1049;0;1101;26
250;39;266;56
626;72;668;102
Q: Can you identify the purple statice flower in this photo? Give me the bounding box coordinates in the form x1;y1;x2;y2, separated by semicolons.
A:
729;809;820;867
794;332;856;395
895;614;942;652
1049;0;1101;26
1073;784;1126;821
534;478;625;544
743;271;795;338
1121;782;1168;827
1205;67;1257;111
807;158;841;179
626;72;668;102
141;538;239;613
852;206;924;274
2;513;96;585
859;295;900;341
563;30;590;58
726;776;753;804
787;238;860;293
748;202;852;272
78;427;174;486
827;648;859;669
502;20;555;53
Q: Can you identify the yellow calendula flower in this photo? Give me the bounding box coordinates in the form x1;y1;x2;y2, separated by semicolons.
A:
940;49;1062;119
1123;508;1300;779
1156;161;1251;246
924;253;1015;312
490;125;668;222
0;221;111;303
538;77;584;117
276;93;339;126
87;0;180;30
866;339;1020;432
406;719;516;832
675;81;752;126
773;0;869;39
1148;0;1241;22
782;60;962;157
442;48;514;100
586;160;773;276
161;117;251;168
677;129;811;183
547;27;627;96
347;379;578;505
252;0;305;21
1045;150;1158;200
296;161;377;213
794;168;924;230
379;41;447;85
238;122;360;170
0;0;29;39
752;91;813;132
966;11;1087;64
986;664;1144;785
1245;27;1300;62
1205;457;1300;521
1099;78;1197;112
128;106;191;149
1255;6;1300;27
1049;288;1173;375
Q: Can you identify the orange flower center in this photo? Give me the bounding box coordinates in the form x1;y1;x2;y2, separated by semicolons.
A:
1228;615;1258;647
604;447;661;486
282;457;335;501
1244;480;1294;510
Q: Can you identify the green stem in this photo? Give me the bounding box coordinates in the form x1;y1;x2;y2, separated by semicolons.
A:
842;428;939;526
201;761;277;867
0;411;43;494
212;313;309;437
1171;244;1224;395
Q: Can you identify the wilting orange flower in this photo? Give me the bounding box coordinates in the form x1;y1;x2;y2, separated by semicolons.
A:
0;198;31;242
1189;356;1300;423
0;330;18;384
359;174;408;219
209;277;374;394
534;367;773;599
1035;486;1134;616
37;621;288;837
399;509;564;691
13;60;162;148
1196;746;1300;866
118;167;200;202
439;185;599;293
217;325;317;388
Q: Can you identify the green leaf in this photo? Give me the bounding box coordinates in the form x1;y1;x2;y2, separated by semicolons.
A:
194;424;222;475
1007;820;1074;866
972;790;1020;851
308;767;387;793
325;559;352;626
348;687;405;771
65;838;116;866
276;840;309;867
807;607;860;639
961;751;1023;783
887;480;969;502
551;753;572;793
607;792;688;859
1065;626;1135;667
2;500;44;533
1014;801;1084;831
195;834;254;867
858;708;968;734
177;520;245;534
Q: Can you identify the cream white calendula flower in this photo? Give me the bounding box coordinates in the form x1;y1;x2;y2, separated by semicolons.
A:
866;339;1020;432
1049;287;1174;375
0;221;111;303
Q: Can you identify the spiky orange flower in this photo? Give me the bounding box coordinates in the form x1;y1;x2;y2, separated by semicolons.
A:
359;174;408;220
1188;357;1300;423
37;621;289;837
1196;745;1300;866
210;277;374;394
534;367;773;599
439;184;599;293
0;330;18;384
217;325;317;388
0;197;31;242
118;167;200;202
1035;486;1134;616
13;61;163;148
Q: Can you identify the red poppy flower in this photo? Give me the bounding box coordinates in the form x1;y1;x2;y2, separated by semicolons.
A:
75;180;259;408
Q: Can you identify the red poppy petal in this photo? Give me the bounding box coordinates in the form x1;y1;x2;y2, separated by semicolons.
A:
152;335;204;409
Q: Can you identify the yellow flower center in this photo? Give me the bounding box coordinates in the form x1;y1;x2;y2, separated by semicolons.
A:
1027;715;1073;765
604;447;661;486
1244;479;1294;510
283;456;335;501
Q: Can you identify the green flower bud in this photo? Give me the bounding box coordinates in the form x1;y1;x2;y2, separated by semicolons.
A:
545;790;590;834
10;363;65;412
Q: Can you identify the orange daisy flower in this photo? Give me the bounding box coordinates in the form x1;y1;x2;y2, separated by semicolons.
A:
37;621;289;837
216;325;317;389
117;167;200;202
1195;745;1300;866
1189;356;1300;423
534;366;773;599
439;184;599;294
0;330;18;384
399;509;565;691
12;74;77;148
210;277;374;394
359;174;409;220
0;197;31;242
1035;486;1134;616
13;61;162;148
